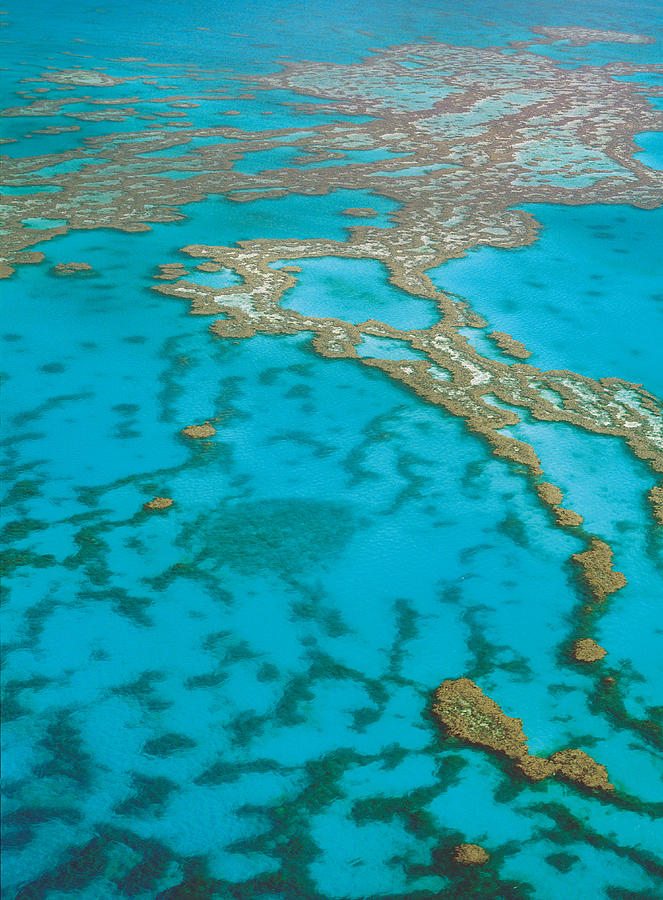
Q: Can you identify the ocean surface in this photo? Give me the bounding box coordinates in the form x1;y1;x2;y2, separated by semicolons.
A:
2;1;662;898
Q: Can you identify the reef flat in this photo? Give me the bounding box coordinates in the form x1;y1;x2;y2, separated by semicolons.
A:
1;3;662;898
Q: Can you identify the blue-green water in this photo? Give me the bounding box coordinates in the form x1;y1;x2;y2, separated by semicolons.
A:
634;131;663;170
2;1;662;898
432;203;663;397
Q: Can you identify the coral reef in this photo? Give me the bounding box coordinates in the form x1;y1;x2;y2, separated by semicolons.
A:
572;638;607;663
181;422;216;439
537;482;564;506
432;678;614;792
536;482;584;527
547;749;613;792
572;539;627;601
649;484;663;525
554;508;584;527
52;262;93;275
530;26;655;46
342;207;379;217
155;263;189;280
488;331;531;360
143;497;174;511
453;843;489;866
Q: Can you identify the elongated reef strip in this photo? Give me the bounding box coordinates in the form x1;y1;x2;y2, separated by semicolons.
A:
649;484;663;525
432;678;614;792
488;331;532;360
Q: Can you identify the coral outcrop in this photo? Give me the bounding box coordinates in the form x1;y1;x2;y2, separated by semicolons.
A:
342;207;379;217
143;497;174;511
155;263;188;280
572;638;607;663
572;540;627;601
181;422;216;439
554;508;584;527
53;262;93;275
453;844;489;866
488;331;531;360
432;678;614;792
649;484;663;526
536;482;584;527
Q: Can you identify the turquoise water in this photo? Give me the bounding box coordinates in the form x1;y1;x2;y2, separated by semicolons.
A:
174;190;400;244
2;0;663;898
431;204;663;397
281;257;439;329
634;131;663;169
0;186;63;195
356;335;427;360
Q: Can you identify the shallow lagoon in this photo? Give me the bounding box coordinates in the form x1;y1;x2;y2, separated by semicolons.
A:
634;131;663;170
281;257;439;329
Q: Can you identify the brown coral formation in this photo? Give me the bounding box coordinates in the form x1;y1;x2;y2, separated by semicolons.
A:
572;638;607;663
38;68;129;86
547;749;613;791
572;539;627;601
649;484;663;526
554;508;584;528
153;240;663;486
342;207;379;217
488;331;531;360
155;263;188;280
181;422;216;439
535;482;584;527
52;262;93;276
432;678;614;792
433;678;530;757
143;497;173;511
453;844;489;866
